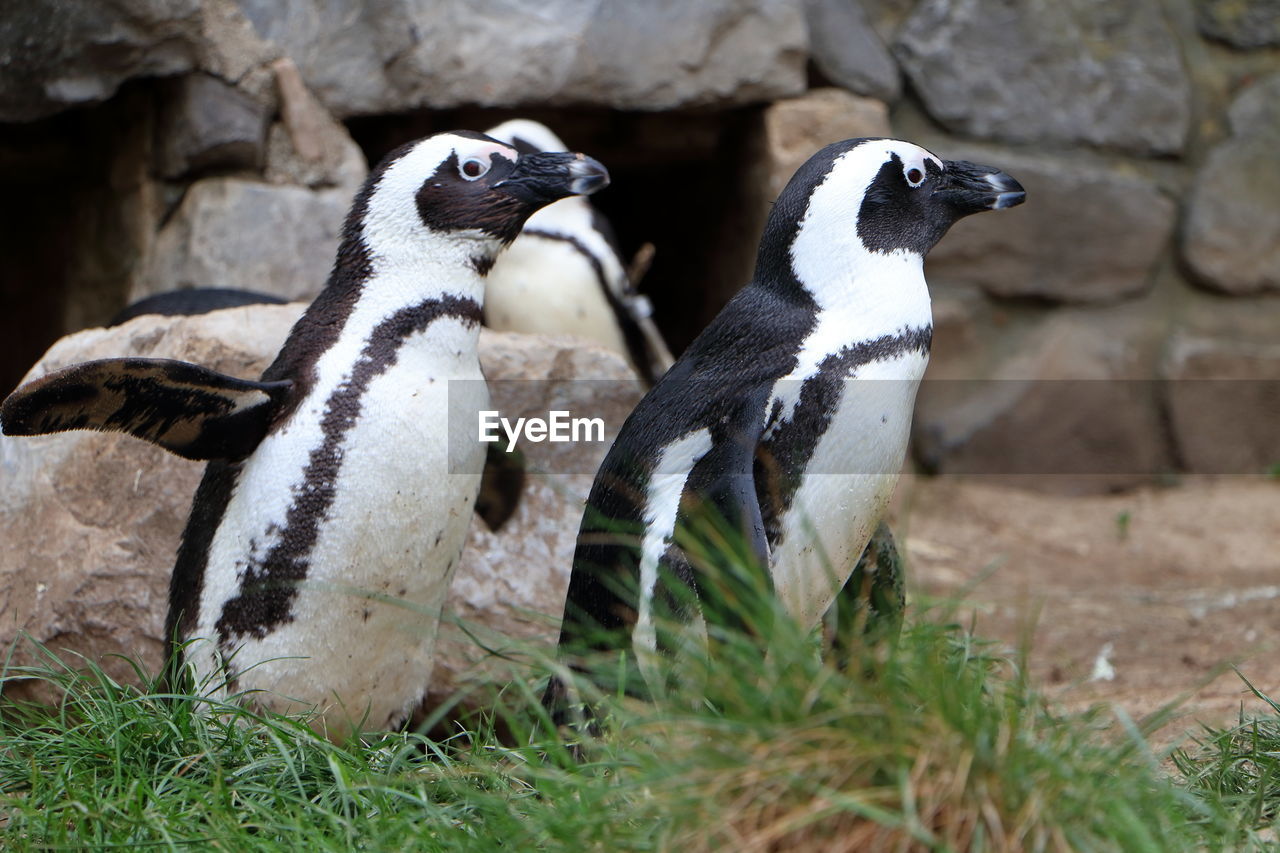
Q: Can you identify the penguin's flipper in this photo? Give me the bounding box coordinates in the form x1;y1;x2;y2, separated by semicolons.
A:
1;357;293;461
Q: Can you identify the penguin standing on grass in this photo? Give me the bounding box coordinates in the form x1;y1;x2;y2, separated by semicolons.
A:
2;131;608;737
551;137;1024;703
483;119;673;385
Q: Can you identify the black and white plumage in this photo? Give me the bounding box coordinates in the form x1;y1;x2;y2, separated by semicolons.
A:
552;137;1024;694
2;131;608;736
482;119;672;385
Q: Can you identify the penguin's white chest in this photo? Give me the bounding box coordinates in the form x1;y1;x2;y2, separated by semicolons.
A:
768;351;928;629
189;322;486;734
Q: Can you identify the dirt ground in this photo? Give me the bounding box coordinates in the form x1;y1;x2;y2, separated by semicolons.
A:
892;475;1280;748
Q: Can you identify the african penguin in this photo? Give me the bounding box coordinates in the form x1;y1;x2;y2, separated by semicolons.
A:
483;119;673;385
2;131;609;736
550;137;1024;702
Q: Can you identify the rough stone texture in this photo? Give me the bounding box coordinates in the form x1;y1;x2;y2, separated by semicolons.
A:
761;88;892;199
0;0;277;123
1182;74;1280;295
0;308;641;716
913;306;1176;494
894;0;1192;155
263;58;368;190
1163;317;1280;476
926;146;1176;303
155;73;270;179
234;0;807;117
133;177;353;304
804;0;900;102
0;0;204;122
1196;0;1280;48
0;305;304;701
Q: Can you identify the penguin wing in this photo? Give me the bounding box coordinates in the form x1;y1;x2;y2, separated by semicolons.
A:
676;396;773;625
1;357;293;461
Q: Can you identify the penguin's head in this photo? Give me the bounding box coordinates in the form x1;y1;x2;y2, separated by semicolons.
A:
352;130;610;270
772;137;1025;273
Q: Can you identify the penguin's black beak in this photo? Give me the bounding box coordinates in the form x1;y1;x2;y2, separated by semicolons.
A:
495;152;610;207
934;160;1026;215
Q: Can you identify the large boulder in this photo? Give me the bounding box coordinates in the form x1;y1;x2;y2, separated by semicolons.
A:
913;305;1176;494
1162;295;1280;477
0;0;277;123
803;0;900;102
925;144;1176;303
761;88;892;200
132;178;354;304
0;305;642;712
233;0;808;117
1182;74;1280;296
894;0;1191;156
155;73;271;179
1196;0;1280;48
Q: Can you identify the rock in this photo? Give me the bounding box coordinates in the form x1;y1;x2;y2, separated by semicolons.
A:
804;0;900;102
0;304;305;702
156;73;270;179
0;0;277;123
926;145;1175;303
913;306;1176;494
234;0;807;117
0;0;204;122
1196;0;1280;48
0;307;642;716
133;177;352;304
762;88;892;199
263;58;368;190
1182;74;1280;295
894;0;1191;156
1163;327;1280;477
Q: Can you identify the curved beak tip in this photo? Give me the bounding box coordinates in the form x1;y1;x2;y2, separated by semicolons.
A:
985;172;1026;209
568;155;610;196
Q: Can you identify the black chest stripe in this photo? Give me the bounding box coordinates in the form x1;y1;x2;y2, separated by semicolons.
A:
522;227;656;385
755;324;932;548
214;295;483;644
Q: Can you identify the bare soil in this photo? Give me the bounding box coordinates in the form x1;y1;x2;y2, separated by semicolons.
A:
893;475;1280;747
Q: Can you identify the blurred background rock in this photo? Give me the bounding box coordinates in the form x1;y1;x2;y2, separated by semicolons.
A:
1;0;1277;492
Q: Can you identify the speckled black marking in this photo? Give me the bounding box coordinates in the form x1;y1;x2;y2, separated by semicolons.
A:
0;357;291;460
755;325;932;547
214;294;482;643
523;227;656;385
164;458;240;688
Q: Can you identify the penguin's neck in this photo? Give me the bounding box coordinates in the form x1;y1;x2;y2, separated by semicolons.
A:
266;234;490;397
791;237;933;346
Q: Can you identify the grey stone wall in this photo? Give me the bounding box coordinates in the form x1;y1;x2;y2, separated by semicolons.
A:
0;0;1276;491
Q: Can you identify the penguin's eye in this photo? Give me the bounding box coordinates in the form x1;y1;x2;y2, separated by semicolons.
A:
459;157;490;181
905;166;925;187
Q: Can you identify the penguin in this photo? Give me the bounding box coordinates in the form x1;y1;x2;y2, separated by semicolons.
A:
2;131;609;736
482;119;673;385
108;288;289;326
550;137;1024;704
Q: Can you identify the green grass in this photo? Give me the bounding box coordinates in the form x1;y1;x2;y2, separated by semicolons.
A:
7;604;1280;852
